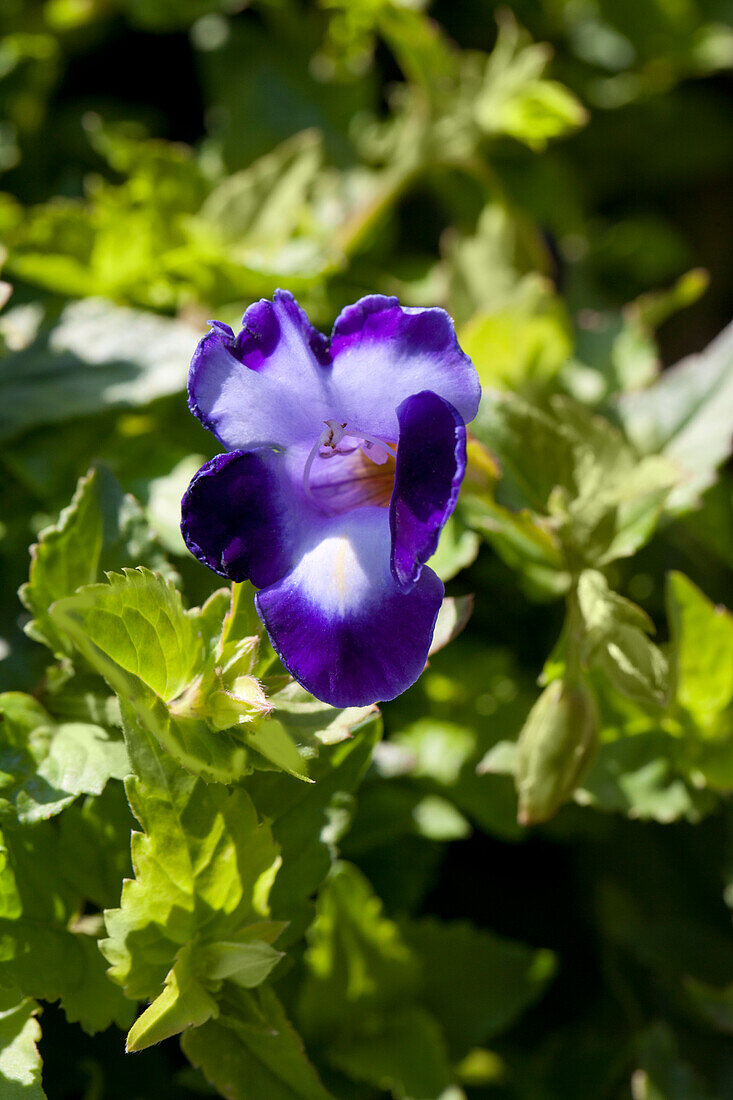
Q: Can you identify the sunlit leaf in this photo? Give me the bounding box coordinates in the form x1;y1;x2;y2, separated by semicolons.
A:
0;989;45;1100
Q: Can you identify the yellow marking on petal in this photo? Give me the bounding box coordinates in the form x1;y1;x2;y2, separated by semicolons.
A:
334;541;348;616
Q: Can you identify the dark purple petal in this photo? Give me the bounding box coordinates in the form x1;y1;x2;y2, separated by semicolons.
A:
329;295;480;439
255;510;444;707
181;449;299;588
188;290;334;451
389;391;467;592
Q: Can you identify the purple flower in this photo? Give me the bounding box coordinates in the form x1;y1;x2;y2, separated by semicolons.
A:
181;291;480;707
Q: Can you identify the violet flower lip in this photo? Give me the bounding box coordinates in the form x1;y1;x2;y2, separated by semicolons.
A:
181;291;480;707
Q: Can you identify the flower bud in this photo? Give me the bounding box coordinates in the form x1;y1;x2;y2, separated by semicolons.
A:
515;678;597;825
207;675;272;732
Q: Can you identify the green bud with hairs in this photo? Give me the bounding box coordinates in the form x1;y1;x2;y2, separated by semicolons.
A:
515;677;598;825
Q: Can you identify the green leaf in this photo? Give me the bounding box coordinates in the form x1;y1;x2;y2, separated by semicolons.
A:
203;935;284;988
51;569;252;782
327;1006;451;1100
20;465;174;656
399;918;556;1059
199;130;337;280
459;274;572;390
101;715;281;1046
666;572;733;729
294;862;460;1098
139;454;206;556
684;976;733;1033
51;568;201;703
247;719;312;782
0;821;132;1034
462;491;569;600
0;299;198;444
266;680;377;748
344;783;470;850
426;514;480;583
445;202;533;326
181;984;335;1100
632;1023;716;1100
474;15;587;151
0;693;128;825
577;571;669;707
57;784;135;909
0;989;45;1100
496;79;588;150
246;719;381;946
476;393;677;569
126;944;219;1053
619;320;733;511
298;862;420;1043
576;732;716;824
428;596;474;658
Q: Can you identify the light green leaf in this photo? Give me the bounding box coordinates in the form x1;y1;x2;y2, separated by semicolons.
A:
144;454;206;555
0;989;45;1100
200;130;331;277
203;936;284;988
666;572;733;729
0;299;198;443
399;918;556;1058
576;732;716;824
266;680;377;747
495;79;588;150
182;984;335;1100
0;693;128;825
0;830;21;919
247;719;312;782
428;596;474;658
459;274;571;390
445;202;529;326
462;491;569;600
50;570;252;781
20;465;173;656
126;945;219;1053
51;567;201;703
475;15;587;151
476;393;677;569
619;320;733;511
101;715;281;1044
426;515;479;583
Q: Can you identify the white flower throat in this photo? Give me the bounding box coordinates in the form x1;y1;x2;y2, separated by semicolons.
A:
302;419;397;514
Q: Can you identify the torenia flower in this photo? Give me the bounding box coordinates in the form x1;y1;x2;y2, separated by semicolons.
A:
181;292;480;707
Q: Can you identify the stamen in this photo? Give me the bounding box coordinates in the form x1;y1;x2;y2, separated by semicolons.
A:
343;430;397;460
302;419;397;511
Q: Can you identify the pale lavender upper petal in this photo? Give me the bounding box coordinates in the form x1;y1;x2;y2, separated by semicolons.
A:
188;290;335;451
328;295;480;440
389;391;466;592
255;509;444;707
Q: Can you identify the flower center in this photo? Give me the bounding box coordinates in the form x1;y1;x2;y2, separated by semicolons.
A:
302;419;397;514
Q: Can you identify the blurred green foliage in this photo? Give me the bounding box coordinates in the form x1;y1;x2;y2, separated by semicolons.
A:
1;1;732;1098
